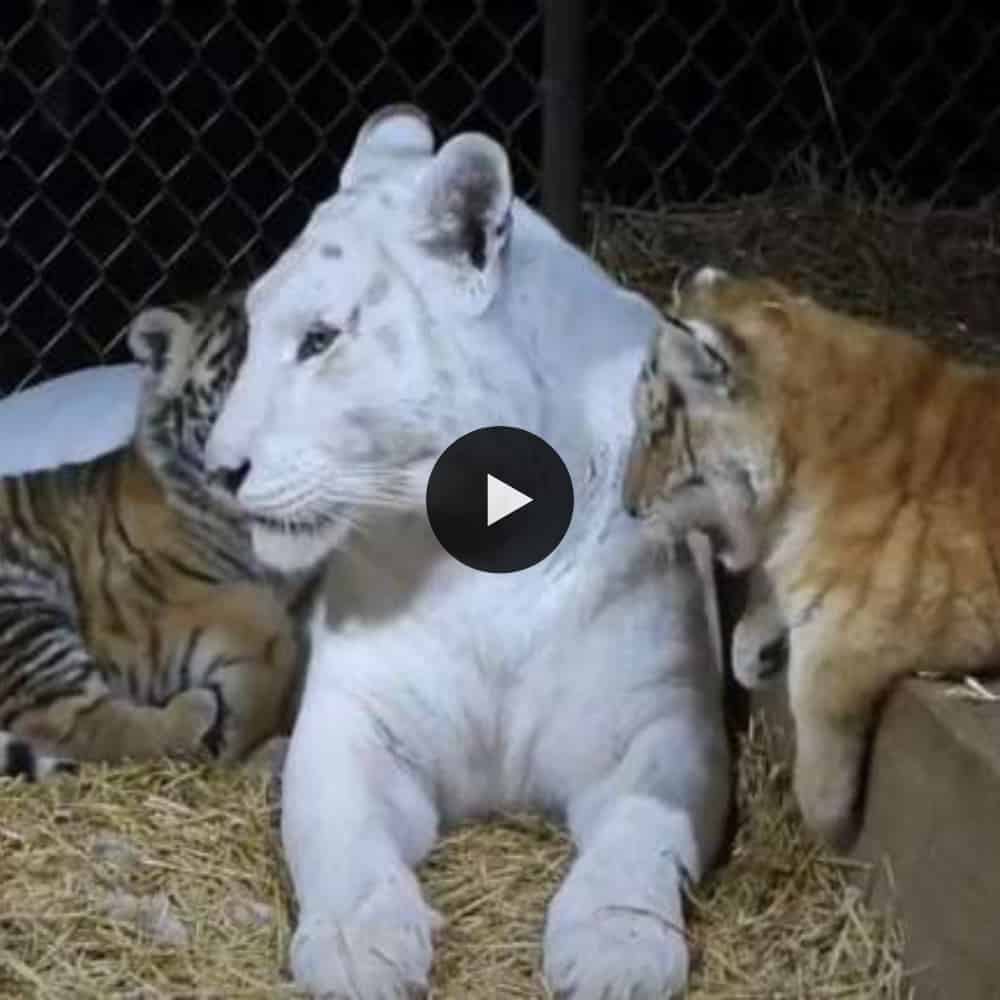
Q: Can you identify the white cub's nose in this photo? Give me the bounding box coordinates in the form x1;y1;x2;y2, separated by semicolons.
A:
204;416;249;474
210;458;252;496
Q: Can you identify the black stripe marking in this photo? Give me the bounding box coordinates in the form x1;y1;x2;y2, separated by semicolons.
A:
17;684;88;716
176;628;204;691
5;740;35;780
0;640;89;709
160;553;220;585
146;624;164;700
110;480;142;560
200;683;226;757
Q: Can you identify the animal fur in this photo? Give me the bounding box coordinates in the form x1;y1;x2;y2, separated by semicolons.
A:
0;292;301;780
624;265;1000;847
203;105;729;999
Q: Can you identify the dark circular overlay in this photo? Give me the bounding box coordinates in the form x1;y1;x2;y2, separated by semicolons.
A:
425;426;575;573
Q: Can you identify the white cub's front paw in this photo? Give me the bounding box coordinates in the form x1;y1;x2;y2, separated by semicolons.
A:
543;884;689;1000
290;868;441;1000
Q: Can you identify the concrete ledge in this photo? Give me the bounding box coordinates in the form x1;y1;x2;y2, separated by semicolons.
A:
755;679;1000;1000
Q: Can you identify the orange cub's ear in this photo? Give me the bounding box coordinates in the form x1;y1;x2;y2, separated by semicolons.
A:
757;299;790;328
751;275;802;329
746;296;803;355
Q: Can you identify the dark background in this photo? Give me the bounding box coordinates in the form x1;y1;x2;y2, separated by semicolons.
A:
2;1;998;392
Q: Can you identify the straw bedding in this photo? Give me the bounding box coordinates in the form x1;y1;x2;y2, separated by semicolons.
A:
0;711;908;999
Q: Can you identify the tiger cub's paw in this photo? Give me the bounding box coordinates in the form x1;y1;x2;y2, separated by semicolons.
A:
163;688;222;757
1;734;78;782
244;735;290;780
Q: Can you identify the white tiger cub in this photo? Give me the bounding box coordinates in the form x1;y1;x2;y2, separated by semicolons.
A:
205;105;730;999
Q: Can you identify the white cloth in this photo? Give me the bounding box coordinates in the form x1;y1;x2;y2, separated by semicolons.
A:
0;363;142;475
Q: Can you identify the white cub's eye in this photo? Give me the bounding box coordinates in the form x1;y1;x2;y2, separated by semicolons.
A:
297;322;341;362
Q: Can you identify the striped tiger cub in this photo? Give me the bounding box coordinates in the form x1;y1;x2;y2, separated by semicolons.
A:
0;291;302;780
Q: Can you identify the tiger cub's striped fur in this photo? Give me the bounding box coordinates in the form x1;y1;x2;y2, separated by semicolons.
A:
0;291;302;780
624;265;1000;847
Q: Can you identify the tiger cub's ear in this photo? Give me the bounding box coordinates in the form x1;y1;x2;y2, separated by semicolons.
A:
656;314;744;399
128;307;194;387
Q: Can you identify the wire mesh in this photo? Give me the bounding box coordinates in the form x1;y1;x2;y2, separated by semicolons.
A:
0;1;543;392
585;1;1000;207
3;1;999;393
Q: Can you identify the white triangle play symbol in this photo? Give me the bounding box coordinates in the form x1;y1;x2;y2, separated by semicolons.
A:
487;473;533;527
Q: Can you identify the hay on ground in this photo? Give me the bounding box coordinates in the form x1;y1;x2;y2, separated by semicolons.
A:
0;711;908;1000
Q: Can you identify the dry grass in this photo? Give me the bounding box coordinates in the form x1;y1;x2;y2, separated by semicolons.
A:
0;710;908;1000
683;714;907;1000
0;763;297;1000
590;188;1000;361
10;188;998;998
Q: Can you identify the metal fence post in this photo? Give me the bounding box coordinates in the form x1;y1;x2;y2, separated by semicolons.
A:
541;0;585;244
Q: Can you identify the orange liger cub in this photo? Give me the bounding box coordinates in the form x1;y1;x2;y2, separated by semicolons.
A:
624;265;1000;846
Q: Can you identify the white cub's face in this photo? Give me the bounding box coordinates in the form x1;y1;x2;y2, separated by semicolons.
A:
205;105;514;571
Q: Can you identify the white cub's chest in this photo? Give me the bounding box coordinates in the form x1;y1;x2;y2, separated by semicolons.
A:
306;474;656;819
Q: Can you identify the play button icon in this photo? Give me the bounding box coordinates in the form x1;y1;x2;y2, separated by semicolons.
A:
487;474;533;526
426;426;574;573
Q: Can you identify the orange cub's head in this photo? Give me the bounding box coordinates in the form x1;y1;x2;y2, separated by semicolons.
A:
623;265;807;559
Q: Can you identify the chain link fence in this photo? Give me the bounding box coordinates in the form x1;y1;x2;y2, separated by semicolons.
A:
585;1;1000;208
3;1;999;393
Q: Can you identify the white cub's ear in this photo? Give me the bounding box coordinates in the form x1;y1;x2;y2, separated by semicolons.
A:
340;104;436;189
128;306;192;389
412;132;513;314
